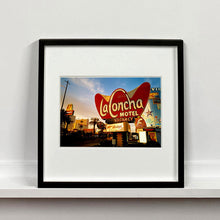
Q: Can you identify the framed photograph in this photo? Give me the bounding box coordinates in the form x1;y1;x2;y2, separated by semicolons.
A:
38;39;184;188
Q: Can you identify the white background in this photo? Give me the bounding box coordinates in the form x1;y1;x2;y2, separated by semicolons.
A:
0;0;220;219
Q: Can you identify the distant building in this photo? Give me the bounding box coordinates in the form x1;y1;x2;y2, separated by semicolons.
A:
73;119;89;131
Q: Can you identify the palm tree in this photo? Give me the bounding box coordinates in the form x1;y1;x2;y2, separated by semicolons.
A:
97;122;106;132
60;109;71;134
89;118;100;134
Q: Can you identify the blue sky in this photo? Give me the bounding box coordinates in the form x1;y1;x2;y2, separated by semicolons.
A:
60;77;160;120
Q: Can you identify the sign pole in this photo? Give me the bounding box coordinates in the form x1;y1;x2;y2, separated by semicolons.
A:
61;80;70;111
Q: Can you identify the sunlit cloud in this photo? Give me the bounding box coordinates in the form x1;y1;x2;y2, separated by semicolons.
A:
70;78;104;94
61;94;102;120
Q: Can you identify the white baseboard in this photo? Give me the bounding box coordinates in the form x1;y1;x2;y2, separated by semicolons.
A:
1;160;220;179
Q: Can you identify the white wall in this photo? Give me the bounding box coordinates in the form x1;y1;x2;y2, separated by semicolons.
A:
0;0;220;218
1;0;220;162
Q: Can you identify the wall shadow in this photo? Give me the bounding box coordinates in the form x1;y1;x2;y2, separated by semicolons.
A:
23;41;39;187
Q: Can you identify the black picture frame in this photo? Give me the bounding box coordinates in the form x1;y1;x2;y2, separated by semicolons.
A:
38;39;184;188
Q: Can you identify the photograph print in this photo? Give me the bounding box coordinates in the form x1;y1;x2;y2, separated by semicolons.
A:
60;77;161;148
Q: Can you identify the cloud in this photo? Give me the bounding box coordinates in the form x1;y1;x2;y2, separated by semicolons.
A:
70;78;104;94
62;94;103;121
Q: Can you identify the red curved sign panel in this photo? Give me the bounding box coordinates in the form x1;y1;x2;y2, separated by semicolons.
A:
135;117;147;129
95;82;150;120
